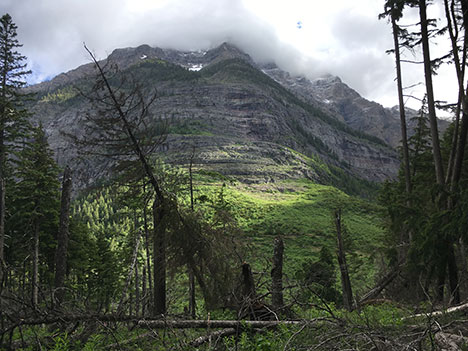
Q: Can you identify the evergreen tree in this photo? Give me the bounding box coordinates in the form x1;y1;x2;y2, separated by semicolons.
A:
7;125;60;305
0;13;30;281
380;0;412;198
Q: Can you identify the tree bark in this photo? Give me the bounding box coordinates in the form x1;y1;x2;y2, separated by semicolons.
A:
335;210;353;311
54;166;72;305
419;0;445;185
271;236;284;310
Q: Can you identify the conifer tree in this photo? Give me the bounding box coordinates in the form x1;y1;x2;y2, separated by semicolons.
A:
9;125;60;305
0;13;30;282
380;0;412;198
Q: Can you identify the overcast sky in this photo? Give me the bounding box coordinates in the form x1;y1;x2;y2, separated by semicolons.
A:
2;0;457;111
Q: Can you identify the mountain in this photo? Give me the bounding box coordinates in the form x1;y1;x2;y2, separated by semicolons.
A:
26;43;400;191
260;68;400;147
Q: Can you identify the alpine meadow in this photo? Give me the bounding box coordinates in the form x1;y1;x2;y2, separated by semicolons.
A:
2;1;468;349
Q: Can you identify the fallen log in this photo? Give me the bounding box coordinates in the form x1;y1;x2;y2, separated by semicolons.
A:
403;302;468;320
137;319;305;329
2;313;316;332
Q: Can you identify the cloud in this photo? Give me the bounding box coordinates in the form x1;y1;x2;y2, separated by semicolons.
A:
2;0;456;110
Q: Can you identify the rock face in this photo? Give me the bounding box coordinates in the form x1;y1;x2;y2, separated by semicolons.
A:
261;67;404;148
26;43;400;187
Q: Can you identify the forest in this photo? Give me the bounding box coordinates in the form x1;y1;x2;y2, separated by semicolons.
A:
1;0;468;349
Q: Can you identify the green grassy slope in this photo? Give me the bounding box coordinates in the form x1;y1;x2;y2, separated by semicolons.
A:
192;177;385;294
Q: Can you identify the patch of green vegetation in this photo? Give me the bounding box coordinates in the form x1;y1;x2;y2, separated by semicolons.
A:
194;169;236;183
40;86;78;103
193;178;385;294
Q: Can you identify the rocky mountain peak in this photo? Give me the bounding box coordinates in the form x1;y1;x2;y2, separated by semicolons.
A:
26;41;401;188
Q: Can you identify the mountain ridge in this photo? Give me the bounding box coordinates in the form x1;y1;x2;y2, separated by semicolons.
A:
26;42;400;192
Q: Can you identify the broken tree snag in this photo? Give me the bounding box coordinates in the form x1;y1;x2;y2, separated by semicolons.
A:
54;166;72;306
239;263;275;320
241;262;256;299
335;209;353;311
271;236;284;311
239;262;257;319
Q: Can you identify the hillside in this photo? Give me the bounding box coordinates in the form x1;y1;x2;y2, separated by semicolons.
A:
26;43;400;192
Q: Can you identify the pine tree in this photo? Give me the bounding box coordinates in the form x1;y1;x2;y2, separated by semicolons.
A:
8;125;60;305
0;13;30;281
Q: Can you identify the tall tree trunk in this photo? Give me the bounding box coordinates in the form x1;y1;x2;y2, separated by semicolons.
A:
32;220;39;307
271;236;284;311
153;199;166;316
54;166;72;306
391;13;412;197
335;210;353;311
444;1;462;182
419;0;445;185
451;100;468;187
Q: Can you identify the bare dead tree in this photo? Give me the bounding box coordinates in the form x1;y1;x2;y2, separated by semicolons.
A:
70;45;170;316
271;236;284;311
